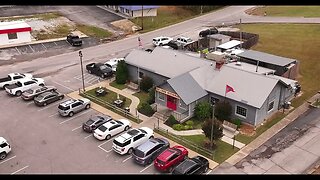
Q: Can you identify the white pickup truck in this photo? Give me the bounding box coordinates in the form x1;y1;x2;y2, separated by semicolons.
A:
5;78;45;96
0;73;33;89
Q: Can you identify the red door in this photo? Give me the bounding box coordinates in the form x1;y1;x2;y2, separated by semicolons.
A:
167;95;177;110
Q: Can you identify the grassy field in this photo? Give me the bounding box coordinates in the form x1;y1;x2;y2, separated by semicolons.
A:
250;6;320;17
233;23;320;144
109;81;127;90
0;12;62;21
75;24;113;39
133;91;149;106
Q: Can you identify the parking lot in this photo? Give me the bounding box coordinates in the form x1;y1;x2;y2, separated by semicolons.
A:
0;71;167;174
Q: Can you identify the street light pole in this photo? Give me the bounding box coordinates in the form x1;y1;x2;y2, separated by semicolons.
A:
79;50;85;92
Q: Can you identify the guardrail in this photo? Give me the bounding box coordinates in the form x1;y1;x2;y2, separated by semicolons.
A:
154;126;215;160
79;89;142;124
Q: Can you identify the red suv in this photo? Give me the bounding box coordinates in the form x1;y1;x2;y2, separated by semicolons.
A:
154;145;188;172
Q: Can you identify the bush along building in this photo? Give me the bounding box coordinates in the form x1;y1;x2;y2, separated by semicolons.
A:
124;47;299;127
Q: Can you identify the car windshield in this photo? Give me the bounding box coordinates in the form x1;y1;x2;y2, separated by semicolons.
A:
133;149;145;158
86;119;94;125
98;125;107;132
153;38;159;42
100;65;108;70
139;128;147;134
114;120;123;125
113;139;127;147
156;159;165;165
25;89;34;94
15;82;22;87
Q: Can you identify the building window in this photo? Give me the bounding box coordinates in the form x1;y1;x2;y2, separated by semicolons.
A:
236;105;247;118
210;97;220;106
139;71;144;79
158;92;165;101
179;100;187;110
125;9;129;14
268;100;274;112
8;33;17;40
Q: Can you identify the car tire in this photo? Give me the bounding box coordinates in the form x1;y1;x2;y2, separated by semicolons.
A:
69;112;74;117
15;91;22;96
127;148;133;154
124;126;129;131
85;104;90;109
88;70;92;74
0;152;7;160
106;134;111;140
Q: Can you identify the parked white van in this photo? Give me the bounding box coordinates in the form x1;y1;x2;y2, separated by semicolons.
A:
0;137;11;160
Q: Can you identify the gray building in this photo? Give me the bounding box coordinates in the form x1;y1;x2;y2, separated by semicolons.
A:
124;47;298;127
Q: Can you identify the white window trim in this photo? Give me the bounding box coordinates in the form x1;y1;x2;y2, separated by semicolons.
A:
158;92;165;102
179;100;187;110
268;100;275;113
235;105;247;118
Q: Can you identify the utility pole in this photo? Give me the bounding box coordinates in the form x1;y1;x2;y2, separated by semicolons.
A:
200;5;203;14
239;18;242;49
141;5;144;30
79;51;85;92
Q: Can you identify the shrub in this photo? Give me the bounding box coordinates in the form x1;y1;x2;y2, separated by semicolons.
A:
184;125;193;130
165;115;179;126
140;76;153;92
137;102;155;117
115;60;128;84
147;87;155;104
185;120;194;126
234;118;241;129
202;119;223;141
173;124;184;131
194;101;212;121
214;101;232;121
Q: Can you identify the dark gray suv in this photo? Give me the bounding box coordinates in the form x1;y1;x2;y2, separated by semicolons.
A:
82;115;113;133
132;137;170;166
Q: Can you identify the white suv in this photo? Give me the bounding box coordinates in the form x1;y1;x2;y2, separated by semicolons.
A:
5;78;45;96
112;127;154;155
152;36;173;46
176;36;194;46
0;137;11;160
104;57;124;72
58;98;91;117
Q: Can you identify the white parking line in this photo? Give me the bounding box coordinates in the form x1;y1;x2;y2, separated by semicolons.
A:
49;112;59;118
51;80;75;91
84;134;93;139
206;169;212;175
59;109;92;124
0;155;16;165
140;163;153;173
72;125;82;131
98;146;111;153
122;156;132;163
38;101;61;111
106;148;113;153
27;101;34;105
11;165;29;174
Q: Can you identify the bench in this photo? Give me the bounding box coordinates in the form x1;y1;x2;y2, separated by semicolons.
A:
126;82;139;91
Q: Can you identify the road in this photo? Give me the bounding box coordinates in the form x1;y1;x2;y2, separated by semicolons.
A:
212;107;320;174
1;5;320;174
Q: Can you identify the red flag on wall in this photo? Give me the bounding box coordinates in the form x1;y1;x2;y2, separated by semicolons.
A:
226;85;235;94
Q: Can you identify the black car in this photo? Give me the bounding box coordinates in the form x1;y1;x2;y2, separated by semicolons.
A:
67;34;82;46
86;63;113;78
82;115;113;133
199;27;218;37
34;91;64;106
163;40;179;50
172;155;209;175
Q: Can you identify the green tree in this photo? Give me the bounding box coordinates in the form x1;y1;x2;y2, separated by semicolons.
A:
137;102;155;117
115;60;128;84
214;101;232;122
140;76;153;92
194;101;212;121
202;119;223;144
147;87;155;104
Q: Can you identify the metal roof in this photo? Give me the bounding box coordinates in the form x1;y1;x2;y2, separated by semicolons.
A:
208;34;231;40
119;6;160;11
189;64;279;108
168;73;208;105
225;61;276;75
125;47;211;78
237;50;296;67
217;40;242;50
0;21;31;30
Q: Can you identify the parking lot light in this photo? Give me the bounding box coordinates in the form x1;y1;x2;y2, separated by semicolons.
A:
79;50;85;92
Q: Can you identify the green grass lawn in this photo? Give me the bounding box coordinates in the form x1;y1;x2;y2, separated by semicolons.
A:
181;135;239;163
238;24;320;108
133;91;149;106
76;24;113;39
250;6;320;17
109;81;127;90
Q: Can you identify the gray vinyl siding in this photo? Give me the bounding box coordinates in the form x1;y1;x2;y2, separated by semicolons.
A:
126;64;169;86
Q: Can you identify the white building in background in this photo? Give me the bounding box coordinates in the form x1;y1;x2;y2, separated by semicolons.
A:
106;5;159;18
0;21;32;46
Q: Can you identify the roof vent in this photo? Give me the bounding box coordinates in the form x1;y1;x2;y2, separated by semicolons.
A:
236;61;241;66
